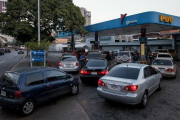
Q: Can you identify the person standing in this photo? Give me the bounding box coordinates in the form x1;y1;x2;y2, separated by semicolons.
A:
79;53;86;68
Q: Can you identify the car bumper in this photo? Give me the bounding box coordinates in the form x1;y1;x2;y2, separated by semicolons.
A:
59;67;79;72
97;87;143;105
80;74;105;80
0;97;25;108
161;71;176;77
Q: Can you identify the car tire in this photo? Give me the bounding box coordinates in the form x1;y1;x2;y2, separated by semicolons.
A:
70;84;79;95
140;92;148;108
21;99;35;116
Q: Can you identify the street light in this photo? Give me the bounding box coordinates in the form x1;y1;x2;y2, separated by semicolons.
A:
38;0;40;45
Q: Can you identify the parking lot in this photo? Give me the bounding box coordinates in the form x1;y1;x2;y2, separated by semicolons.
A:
0;52;180;120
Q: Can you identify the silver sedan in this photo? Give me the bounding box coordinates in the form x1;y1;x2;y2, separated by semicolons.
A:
97;63;162;108
59;56;80;72
151;58;177;78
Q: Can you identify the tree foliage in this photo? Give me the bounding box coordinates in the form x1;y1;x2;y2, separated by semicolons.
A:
0;0;87;43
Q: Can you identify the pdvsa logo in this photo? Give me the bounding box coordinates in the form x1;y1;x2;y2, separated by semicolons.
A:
160;15;173;24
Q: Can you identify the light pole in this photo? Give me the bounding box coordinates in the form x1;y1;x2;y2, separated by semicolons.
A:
38;0;40;45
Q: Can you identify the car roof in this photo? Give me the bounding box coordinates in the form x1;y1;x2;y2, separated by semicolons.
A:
9;67;57;74
63;56;76;58
154;58;173;61
157;53;171;55
117;63;147;69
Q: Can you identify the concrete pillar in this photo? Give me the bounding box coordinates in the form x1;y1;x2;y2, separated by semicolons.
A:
95;31;98;49
71;35;75;50
140;29;147;61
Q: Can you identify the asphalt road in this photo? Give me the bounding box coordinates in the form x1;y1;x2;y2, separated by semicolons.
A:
0;50;25;77
0;52;180;120
47;52;180;120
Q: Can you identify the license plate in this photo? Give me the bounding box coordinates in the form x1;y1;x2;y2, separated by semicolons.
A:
91;72;97;75
107;84;121;91
159;68;164;72
1;91;6;97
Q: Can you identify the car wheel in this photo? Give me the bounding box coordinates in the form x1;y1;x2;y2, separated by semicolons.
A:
140;92;148;108
21;99;35;116
71;85;79;95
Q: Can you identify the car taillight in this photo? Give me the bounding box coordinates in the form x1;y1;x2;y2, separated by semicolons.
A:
124;85;138;92
129;58;132;61
14;91;22;98
80;70;91;74
59;62;62;66
76;62;79;66
98;80;105;86
98;70;108;75
167;68;175;72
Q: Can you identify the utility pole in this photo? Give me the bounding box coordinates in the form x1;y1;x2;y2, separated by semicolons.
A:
38;0;40;45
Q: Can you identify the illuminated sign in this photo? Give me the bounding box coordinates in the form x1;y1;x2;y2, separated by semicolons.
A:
141;43;145;56
121;14;127;24
159;15;173;23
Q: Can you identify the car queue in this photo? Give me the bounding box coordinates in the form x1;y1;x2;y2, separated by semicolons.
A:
0;48;178;116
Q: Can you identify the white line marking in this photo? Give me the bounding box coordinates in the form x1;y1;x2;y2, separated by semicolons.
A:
0;61;5;64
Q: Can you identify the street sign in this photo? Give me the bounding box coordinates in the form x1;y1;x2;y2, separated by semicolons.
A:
139;38;148;42
30;50;46;67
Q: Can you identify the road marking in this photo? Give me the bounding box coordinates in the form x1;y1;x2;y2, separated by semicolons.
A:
11;55;26;70
0;61;5;64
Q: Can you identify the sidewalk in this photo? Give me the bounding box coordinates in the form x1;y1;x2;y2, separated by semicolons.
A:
13;56;91;120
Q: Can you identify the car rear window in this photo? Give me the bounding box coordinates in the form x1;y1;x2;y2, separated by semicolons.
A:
0;73;20;87
107;67;140;80
86;53;101;59
158;54;171;58
118;52;129;56
86;60;107;67
153;59;172;66
159;50;167;53
62;57;76;61
63;54;73;57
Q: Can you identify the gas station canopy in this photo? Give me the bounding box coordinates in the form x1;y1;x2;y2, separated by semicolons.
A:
54;11;180;38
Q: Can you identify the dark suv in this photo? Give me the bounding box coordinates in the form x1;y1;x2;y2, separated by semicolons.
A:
0;48;4;55
0;67;79;115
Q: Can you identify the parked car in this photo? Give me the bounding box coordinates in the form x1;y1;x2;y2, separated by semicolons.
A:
60;53;74;61
116;51;132;64
85;52;102;61
0;67;79;115
59;56;80;72
80;59;109;83
0;48;5;55
151;58;176;78
20;45;26;50
97;63;162;108
18;49;25;54
5;48;11;53
156;53;173;61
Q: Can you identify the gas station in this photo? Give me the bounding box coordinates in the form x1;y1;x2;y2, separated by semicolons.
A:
54;11;180;61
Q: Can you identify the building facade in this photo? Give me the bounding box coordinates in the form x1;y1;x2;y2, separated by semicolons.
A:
0;0;7;13
80;7;91;26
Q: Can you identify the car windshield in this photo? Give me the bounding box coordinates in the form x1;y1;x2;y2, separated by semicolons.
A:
107;67;140;80
86;53;101;59
63;54;73;57
158;54;171;58
118;52;129;56
86;60;106;67
153;59;172;66
62;57;76;61
0;73;20;87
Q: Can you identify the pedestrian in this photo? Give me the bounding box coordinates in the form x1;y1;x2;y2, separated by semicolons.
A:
148;51;154;65
79;53;86;68
105;52;111;65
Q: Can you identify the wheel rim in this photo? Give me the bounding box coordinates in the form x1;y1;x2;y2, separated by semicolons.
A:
23;102;34;114
72;85;78;94
143;94;147;106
